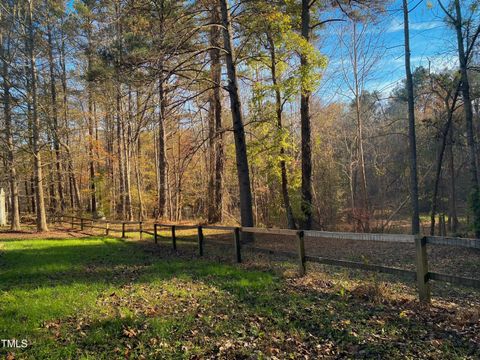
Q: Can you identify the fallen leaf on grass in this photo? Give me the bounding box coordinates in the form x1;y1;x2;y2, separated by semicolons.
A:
123;327;138;338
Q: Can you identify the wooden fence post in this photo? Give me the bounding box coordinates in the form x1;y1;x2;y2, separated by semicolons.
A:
122;222;126;239
415;235;431;303
197;226;204;256
105;221;109;236
234;227;241;263
154;224;158;244
172;225;177;250
139;221;143;241
297;230;306;276
80;218;84;231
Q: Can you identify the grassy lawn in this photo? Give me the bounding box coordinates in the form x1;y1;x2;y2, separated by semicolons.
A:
0;235;479;359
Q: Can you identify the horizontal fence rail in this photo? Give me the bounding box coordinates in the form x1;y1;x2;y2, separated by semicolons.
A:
305;230;415;243
305;255;417;280
55;215;480;302
425;236;480;249
428;272;480;288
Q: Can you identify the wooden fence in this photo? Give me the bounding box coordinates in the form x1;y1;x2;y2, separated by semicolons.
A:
57;215;480;303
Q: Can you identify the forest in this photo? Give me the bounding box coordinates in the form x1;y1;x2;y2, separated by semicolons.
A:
1;0;480;237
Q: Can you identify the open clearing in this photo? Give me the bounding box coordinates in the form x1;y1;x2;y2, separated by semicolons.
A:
0;232;479;359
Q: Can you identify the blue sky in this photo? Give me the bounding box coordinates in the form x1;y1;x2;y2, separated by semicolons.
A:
319;0;459;102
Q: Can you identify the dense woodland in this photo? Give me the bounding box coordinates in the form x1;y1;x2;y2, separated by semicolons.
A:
0;0;479;236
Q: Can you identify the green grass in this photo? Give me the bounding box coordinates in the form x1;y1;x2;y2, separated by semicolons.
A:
0;236;478;359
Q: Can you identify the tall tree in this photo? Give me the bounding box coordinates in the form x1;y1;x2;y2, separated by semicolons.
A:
402;0;420;234
26;0;48;231
220;0;254;234
0;3;21;230
46;13;66;213
300;0;313;230
207;0;224;224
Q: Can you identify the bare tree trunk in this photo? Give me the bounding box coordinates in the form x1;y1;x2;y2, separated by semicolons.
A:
104;112;116;215
59;22;80;211
220;0;254;237
47;25;65;213
429;85;459;235
47;131;57;214
213;88;224;223
267;33;296;229
453;0;480;237
447;124;458;233
117;94;126;218
403;0;420;235
25;180;31;214
124;90;133;221
114;1;125;219
300;0;313;230
175;132;181;221
27;0;48;231
86;22;97;215
207;55;216;222
352;22;369;232
25;63;36;216
207;97;216;222
1;29;21;230
429;113;454;235
157;75;167;219
207;1;224;223
30;177;36;215
134;139;145;220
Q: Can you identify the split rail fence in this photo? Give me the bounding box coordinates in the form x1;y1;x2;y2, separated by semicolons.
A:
57;215;480;303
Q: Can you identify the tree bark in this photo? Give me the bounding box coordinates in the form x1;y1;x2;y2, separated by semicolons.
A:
117;91;126;218
24;180;31;213
1;29;21;230
59;21;81;210
453;0;480;237
157;75;167;219
300;0;313;230
47;25;65;213
208;1;224;223
134;139;145;220
403;0;420;235
124;89;133;221
86;21;97;215
27;0;48;231
220;0;254;236
115;1;126;219
429;106;455;235
447;123;458;233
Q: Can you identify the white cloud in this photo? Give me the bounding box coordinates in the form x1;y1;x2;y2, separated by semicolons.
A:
387;18;443;33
